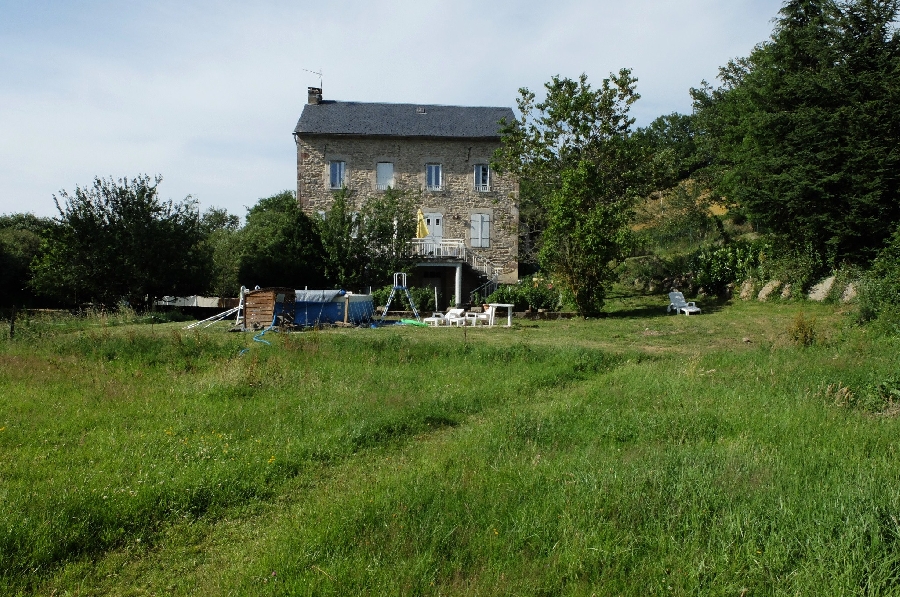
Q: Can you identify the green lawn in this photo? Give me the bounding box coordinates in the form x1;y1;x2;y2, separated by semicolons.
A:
2;298;900;595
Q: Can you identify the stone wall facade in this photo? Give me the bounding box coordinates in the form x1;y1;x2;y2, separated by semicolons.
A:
296;135;519;283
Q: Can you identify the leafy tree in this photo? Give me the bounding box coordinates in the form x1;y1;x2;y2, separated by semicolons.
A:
633;112;706;192
200;206;240;234
317;188;417;290
513;179;548;273
317;190;366;289
493;71;646;316
200;207;242;298
0;214;54;307
356;188;417;287
542;161;634;314
692;0;900;266
238;191;326;289
31;175;211;308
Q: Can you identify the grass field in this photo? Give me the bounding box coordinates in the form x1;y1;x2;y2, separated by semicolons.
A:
2;296;900;595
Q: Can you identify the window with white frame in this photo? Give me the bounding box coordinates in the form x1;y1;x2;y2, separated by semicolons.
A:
426;163;443;191
474;164;490;192
375;162;393;191
329;161;346;189
470;213;490;248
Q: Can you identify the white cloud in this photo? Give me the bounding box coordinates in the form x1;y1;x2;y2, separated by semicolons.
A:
0;0;783;218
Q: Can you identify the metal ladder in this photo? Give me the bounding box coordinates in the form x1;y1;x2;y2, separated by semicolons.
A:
379;273;421;323
183;286;246;330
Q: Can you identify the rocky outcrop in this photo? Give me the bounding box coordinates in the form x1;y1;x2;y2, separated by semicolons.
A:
758;280;782;301
841;282;857;303
808;276;835;301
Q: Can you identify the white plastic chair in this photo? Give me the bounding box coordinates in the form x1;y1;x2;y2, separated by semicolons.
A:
465;305;495;326
425;308;466;326
445;308;467;326
667;292;701;315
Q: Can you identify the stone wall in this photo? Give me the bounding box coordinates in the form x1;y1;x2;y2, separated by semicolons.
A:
296;135;519;283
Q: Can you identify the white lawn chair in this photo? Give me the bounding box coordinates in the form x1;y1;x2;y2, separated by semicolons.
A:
445;308;467;326
465;304;495;326
423;313;444;326
424;308;466;326
667;291;701;315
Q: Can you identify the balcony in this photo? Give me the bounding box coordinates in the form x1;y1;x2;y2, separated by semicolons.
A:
474;183;490;192
426;184;444;192
410;238;464;258
375;183;392;191
409;238;496;280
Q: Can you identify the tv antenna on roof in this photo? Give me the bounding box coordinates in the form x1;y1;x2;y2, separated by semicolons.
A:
303;68;323;89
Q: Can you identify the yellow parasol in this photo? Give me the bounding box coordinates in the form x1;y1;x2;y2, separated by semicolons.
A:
416;209;429;239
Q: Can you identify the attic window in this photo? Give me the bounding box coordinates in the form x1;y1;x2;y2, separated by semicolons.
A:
416;106;426;114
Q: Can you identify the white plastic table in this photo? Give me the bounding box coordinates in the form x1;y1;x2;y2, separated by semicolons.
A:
488;303;515;327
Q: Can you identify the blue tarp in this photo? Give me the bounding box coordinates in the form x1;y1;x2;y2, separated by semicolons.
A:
272;290;375;326
294;289;345;303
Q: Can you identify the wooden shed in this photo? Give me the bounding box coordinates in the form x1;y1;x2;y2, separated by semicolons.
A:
243;288;296;328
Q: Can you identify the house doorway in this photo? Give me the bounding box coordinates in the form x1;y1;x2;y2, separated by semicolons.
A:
424;212;443;255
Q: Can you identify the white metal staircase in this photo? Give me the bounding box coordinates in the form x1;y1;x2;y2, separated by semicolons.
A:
409;239;500;278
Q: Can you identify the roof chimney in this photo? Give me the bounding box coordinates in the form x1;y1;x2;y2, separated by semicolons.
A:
307;87;322;105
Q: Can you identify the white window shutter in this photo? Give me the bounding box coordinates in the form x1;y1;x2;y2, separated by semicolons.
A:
471;214;490;248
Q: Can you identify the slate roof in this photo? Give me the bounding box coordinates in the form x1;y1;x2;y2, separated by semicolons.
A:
294;101;514;139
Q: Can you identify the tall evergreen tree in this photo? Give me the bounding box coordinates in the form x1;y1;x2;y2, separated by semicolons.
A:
693;0;900;265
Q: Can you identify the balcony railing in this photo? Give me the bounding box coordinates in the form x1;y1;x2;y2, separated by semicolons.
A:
409;238;498;280
474;183;490;192
426;184;444;191
410;238;465;258
375;183;391;191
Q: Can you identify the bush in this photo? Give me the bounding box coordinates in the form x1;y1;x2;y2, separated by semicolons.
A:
692;240;768;297
788;312;817;347
486;275;561;312
520;274;561;311
486;284;526;311
755;241;824;295
858;225;900;324
409;287;436;312
617;253;695;294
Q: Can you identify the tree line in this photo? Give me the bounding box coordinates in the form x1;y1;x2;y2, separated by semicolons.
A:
0;177;414;309
493;0;900;316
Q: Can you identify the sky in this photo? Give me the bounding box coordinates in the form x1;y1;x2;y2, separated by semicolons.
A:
0;0;785;220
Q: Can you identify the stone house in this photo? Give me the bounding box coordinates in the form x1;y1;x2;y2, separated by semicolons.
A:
293;87;518;308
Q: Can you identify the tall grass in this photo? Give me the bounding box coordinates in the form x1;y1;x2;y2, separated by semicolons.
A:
2;301;900;594
0;316;633;593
